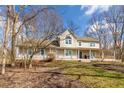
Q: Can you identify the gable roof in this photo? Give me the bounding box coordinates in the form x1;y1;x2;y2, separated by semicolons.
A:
17;30;99;48
16;39;59;48
60;29;78;39
67;29;78;39
62;29;99;42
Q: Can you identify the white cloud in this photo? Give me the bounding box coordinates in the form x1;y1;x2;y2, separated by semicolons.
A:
81;5;112;15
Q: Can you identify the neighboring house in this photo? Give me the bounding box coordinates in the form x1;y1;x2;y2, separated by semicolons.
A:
16;30;115;62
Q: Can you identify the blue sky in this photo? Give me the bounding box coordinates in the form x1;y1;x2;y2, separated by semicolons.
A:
0;5;112;39
53;5;112;37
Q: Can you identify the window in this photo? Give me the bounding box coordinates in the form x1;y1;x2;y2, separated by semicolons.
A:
90;42;95;47
65;50;72;56
28;48;32;55
79;42;81;46
65;36;72;44
40;49;44;55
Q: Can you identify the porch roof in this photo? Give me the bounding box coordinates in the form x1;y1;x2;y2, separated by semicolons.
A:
56;47;100;51
55;47;113;52
77;37;99;42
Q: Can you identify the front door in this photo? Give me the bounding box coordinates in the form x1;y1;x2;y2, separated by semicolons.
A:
79;51;83;59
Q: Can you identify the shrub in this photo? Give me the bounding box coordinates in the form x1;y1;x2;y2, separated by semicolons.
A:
47;52;55;62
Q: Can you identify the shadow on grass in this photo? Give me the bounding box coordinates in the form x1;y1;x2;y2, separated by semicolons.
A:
93;64;124;74
39;64;124;88
2;63;124;88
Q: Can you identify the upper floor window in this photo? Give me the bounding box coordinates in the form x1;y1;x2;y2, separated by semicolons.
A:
79;42;81;46
65;36;72;44
40;49;45;55
90;42;95;47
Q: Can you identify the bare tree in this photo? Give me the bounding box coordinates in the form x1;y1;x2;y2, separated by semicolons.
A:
67;20;79;34
18;7;63;68
0;5;63;73
86;14;111;49
0;6;11;74
85;14;112;61
3;6;60;67
104;6;124;61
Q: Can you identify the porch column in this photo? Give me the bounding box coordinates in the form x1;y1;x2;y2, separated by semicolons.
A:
56;49;57;59
16;47;19;57
77;50;79;59
89;50;91;59
63;49;65;60
102;50;104;59
114;50;116;60
49;48;52;53
44;49;45;59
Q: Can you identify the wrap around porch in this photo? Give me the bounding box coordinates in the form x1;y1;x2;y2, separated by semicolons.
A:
16;47;116;62
56;48;115;62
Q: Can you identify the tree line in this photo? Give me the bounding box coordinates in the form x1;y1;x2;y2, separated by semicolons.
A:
85;6;124;62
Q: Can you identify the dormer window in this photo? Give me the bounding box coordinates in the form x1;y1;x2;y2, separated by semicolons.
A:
90;42;95;47
65;36;72;44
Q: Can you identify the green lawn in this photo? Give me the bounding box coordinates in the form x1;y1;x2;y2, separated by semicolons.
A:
45;61;124;88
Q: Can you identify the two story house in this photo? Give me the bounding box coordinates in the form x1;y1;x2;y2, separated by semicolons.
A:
16;30;115;62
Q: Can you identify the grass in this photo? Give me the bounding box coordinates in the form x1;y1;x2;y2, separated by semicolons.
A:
2;60;124;87
45;61;124;88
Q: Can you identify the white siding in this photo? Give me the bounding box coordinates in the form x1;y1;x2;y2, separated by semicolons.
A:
56;49;78;60
16;30;101;61
59;30;99;49
59;30;77;48
77;41;99;48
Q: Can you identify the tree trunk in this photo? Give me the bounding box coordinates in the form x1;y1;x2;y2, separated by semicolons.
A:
2;6;10;74
2;49;6;75
29;54;34;69
11;34;16;67
11;14;19;67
